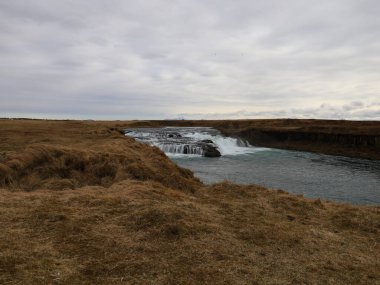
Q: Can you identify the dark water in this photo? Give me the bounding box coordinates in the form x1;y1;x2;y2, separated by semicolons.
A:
172;149;380;205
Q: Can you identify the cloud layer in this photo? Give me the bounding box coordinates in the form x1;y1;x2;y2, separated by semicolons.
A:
1;0;379;119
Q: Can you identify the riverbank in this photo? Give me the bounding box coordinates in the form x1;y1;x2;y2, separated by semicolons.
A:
124;119;380;160
0;119;379;284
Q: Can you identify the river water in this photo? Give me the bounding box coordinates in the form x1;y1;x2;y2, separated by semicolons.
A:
125;127;380;205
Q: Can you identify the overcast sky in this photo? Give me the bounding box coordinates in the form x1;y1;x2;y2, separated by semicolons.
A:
1;0;379;120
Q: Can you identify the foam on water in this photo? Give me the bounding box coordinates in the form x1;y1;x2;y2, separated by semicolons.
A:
177;128;264;156
125;127;267;157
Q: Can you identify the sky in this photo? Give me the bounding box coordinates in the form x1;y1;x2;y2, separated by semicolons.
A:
0;0;379;120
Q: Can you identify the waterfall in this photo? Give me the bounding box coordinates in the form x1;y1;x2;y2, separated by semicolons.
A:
155;143;204;155
125;127;259;157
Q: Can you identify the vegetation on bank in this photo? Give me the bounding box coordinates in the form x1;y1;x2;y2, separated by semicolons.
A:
0;119;379;284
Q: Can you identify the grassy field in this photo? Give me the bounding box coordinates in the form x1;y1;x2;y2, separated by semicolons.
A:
0;119;379;284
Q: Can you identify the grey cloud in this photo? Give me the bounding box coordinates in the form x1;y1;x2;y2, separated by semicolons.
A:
342;101;365;111
0;1;379;119
177;101;380;120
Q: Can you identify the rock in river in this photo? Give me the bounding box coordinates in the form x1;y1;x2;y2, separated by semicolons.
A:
202;144;221;157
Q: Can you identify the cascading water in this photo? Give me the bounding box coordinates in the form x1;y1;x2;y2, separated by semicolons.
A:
156;143;204;155
124;127;260;157
183;131;252;155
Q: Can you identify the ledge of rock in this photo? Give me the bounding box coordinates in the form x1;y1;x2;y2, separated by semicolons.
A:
202;143;221;157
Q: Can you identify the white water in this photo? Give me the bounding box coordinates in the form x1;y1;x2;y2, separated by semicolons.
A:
157;143;204;156
125;127;267;157
182;132;254;155
177;128;264;156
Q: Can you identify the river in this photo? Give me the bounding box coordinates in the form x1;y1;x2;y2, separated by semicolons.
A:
125;127;380;205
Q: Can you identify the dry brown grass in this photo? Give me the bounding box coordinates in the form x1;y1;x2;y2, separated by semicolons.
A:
0;182;379;284
148;118;380;135
0;119;379;284
0;143;198;192
0;120;200;193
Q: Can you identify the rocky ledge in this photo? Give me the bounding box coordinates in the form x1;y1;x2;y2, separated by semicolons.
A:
200;139;221;157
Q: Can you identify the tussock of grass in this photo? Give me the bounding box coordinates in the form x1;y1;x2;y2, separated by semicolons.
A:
0;143;200;192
